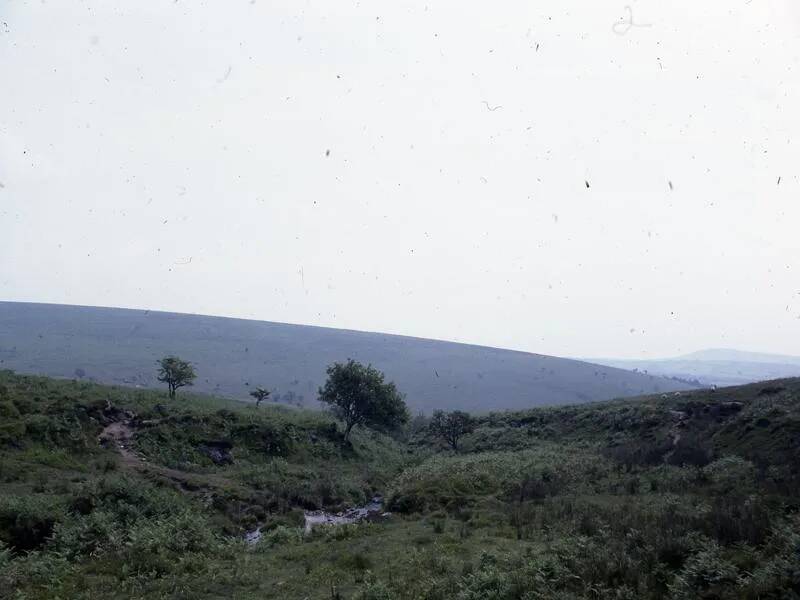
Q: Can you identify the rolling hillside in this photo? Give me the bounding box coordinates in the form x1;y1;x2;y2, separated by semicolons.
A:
2;371;799;599
0;302;695;413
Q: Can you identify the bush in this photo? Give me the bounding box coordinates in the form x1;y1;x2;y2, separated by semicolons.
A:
0;420;26;446
255;525;303;550
670;542;740;599
703;456;756;493
0;399;20;419
740;518;800;598
52;510;123;558
668;435;714;467
0;539;10;569
704;495;772;546
71;474;186;525
0;548;73;591
0;495;64;552
123;510;220;573
355;573;394;600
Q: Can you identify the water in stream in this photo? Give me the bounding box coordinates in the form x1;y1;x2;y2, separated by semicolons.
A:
245;495;388;544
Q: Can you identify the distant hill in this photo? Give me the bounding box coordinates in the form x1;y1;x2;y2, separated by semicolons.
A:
589;348;800;387
676;348;800;365
0;302;695;413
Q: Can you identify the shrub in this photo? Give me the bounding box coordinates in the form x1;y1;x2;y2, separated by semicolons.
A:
0;539;10;569
0;420;26;446
0;399;20;419
355;574;394;600
52;510;123;558
72;474;186;525
670;542;740;599
740;518;800;598
123;510;219;573
0;495;64;552
0;549;73;591
668;435;714;467
704;495;772;546
255;525;303;550
703;456;756;492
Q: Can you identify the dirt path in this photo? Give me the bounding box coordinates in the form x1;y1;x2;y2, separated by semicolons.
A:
99;420;140;466
98;419;240;493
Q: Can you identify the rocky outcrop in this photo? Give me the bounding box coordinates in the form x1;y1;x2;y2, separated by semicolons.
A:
197;440;234;465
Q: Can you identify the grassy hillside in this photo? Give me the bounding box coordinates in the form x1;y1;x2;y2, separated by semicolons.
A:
2;372;800;599
0;302;695;413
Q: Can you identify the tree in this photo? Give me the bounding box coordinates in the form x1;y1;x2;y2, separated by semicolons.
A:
429;410;475;452
318;359;409;442
249;387;270;407
156;356;196;399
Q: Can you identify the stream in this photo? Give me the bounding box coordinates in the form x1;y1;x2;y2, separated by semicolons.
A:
245;495;388;544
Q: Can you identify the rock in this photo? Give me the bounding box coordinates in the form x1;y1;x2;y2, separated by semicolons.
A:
244;527;262;545
198;440;234;465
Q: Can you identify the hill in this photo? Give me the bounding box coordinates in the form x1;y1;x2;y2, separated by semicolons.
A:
589;348;800;387
678;348;800;365
0;302;695;413
2;372;799;599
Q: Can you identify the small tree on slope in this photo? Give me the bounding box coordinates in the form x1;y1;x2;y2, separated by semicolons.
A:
429;410;475;452
318;359;409;442
157;356;196;399
249;387;271;407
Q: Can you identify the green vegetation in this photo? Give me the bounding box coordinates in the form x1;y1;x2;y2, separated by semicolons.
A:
156;356;197;399
2;370;800;599
429;410;475;452
318;360;410;442
249;387;271;407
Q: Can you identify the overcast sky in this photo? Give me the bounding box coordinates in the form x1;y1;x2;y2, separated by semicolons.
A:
1;0;799;359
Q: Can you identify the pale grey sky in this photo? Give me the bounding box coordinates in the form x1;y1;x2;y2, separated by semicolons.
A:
1;0;799;359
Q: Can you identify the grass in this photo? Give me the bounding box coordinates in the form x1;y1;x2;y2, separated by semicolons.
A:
2;371;800;599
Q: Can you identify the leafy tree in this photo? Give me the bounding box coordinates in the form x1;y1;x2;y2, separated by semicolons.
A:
156;356;196;399
318;359;409;442
429;410;475;452
249;387;270;407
